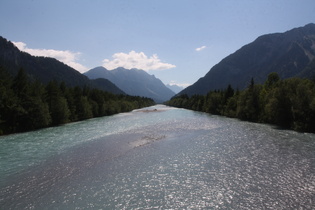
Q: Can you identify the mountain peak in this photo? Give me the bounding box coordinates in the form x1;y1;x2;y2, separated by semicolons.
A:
85;67;175;102
295;23;315;33
179;23;315;96
0;37;124;94
166;84;184;94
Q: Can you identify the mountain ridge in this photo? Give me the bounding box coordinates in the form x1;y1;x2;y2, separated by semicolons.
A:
0;36;125;95
179;23;315;96
166;84;184;94
84;66;175;103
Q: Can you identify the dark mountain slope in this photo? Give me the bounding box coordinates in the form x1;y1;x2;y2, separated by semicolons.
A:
84;67;175;103
298;58;315;79
179;23;315;96
0;36;124;94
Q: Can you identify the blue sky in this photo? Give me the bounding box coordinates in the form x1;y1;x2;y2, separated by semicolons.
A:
1;0;315;87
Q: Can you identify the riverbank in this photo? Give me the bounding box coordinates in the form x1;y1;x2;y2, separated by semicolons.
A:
166;76;315;133
0;68;155;136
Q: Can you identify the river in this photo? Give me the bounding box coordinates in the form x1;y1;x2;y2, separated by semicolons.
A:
1;105;315;209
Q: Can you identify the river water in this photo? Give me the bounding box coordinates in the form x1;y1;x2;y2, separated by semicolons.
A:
1;105;315;209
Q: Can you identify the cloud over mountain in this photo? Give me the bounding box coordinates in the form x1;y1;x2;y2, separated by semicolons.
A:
169;80;191;88
13;41;88;73
102;51;176;71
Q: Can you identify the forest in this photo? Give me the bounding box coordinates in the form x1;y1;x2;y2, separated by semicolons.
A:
166;73;315;133
0;67;155;135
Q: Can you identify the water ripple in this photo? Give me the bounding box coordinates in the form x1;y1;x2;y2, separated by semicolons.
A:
1;105;315;209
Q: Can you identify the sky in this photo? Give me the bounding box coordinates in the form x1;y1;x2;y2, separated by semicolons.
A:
1;0;315;87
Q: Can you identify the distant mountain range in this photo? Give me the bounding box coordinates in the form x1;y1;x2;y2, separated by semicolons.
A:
0;36;124;94
3;23;314;102
179;23;315;96
84;67;175;103
166;84;184;94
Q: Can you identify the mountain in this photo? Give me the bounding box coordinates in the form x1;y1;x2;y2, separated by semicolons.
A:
166;84;184;94
0;36;124;94
179;23;315;96
84;67;175;103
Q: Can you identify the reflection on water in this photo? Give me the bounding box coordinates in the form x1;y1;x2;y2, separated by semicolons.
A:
1;105;315;209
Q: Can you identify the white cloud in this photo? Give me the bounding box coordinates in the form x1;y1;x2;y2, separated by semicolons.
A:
102;51;176;71
195;45;206;52
169;81;191;88
13;41;88;73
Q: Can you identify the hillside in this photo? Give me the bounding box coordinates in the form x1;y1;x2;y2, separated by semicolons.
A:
85;67;175;103
179;23;315;96
0;36;124;94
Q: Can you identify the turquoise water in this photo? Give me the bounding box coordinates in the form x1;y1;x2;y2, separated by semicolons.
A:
1;105;315;209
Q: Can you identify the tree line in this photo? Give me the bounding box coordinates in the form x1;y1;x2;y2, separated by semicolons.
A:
166;73;315;133
0;67;155;135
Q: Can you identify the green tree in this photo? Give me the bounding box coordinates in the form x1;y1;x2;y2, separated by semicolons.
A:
46;81;70;125
0;67;15;133
265;72;280;89
9;68;31;131
203;91;224;114
236;81;262;122
290;79;315;131
223;95;238;118
264;85;292;128
224;84;234;102
76;96;93;120
12;68;29;99
63;87;78;121
28;81;51;129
